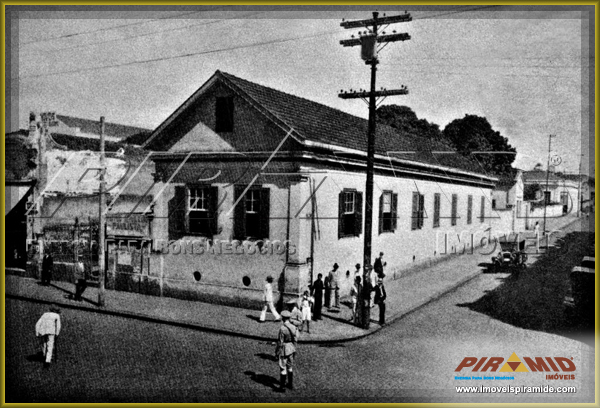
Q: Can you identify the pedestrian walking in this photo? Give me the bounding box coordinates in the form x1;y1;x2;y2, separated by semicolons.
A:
300;291;313;334
41;252;54;286
328;263;340;309
374;278;387;325
260;276;281;322
35;304;62;368
350;276;362;323
311;274;324;320
275;310;298;392
73;257;87;301
374;252;387;279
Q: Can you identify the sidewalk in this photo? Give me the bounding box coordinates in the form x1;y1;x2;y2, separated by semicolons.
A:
5;214;582;344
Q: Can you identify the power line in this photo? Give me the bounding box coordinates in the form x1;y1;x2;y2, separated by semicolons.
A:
20;9;222;46
19;29;341;80
21;11;265;55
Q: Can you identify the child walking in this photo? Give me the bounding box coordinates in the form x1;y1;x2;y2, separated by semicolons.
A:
300;290;313;334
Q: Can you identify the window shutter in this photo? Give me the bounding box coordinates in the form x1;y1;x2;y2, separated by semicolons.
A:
338;191;345;239
451;194;458;226
259;187;270;239
467;195;473;224
391;193;398;231
433;193;440;228
378;194;384;235
168;186;187;240
233;185;246;240
480;196;485;222
418;194;425;229
411;192;418;230
209;186;219;236
354;192;363;236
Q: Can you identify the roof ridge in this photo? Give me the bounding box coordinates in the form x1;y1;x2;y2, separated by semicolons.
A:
56;114;151;131
219;71;382;129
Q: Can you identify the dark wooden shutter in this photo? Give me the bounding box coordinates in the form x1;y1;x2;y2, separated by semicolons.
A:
411;192;418;230
451;194;458;226
433;193;440;228
168;186;187;240
209;186;219;236
480;196;485;222
259;187;270;239
391;193;398;231
233;185;246;240
467;195;473;224
338;191;345;239
378;194;384;235
354;192;363;237
418;194;425;229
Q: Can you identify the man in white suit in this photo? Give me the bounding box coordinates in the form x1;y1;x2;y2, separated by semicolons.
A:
35;305;62;368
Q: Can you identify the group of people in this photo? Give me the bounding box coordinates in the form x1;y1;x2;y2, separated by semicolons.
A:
40;251;88;302
261;252;389;327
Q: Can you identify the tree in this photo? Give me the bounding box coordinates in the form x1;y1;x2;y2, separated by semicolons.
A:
376;105;442;140
442;114;517;177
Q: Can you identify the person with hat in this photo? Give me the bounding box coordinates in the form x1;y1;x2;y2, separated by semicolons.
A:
311;273;324;320
275;310;298;392
374;277;387;325
73;256;87;302
350;275;362;323
286;298;303;329
260;276;281;322
41;251;54;286
374;252;386;279
328;263;340;310
35;304;62;368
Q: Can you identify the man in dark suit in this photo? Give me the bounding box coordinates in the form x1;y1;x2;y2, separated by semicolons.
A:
41;252;54;286
311;274;324;320
374;278;387;325
374;252;386;279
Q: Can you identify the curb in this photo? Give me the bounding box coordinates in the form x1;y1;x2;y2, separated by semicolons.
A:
6;269;484;345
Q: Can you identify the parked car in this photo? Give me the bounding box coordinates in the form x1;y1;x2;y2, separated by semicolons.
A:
564;257;595;317
490;236;527;276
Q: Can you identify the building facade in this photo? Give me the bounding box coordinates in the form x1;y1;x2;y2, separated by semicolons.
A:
140;71;497;307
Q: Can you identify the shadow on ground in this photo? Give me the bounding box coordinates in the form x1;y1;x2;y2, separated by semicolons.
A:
457;232;595;347
244;370;279;391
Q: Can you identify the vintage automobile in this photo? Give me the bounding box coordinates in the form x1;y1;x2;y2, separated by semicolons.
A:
564;257;595;317
490;237;528;275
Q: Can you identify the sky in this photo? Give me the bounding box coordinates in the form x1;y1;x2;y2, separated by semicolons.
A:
9;5;594;176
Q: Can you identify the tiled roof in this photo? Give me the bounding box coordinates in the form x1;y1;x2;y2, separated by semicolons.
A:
219;71;482;174
523;170;560;182
56;114;151;140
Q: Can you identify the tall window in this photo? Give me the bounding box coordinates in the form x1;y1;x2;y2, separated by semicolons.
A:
433;193;441;228
233;186;270;240
544;191;551;205
215;97;234;132
379;191;398;233
480;196;486;222
451;194;458;226
188;187;218;236
411;192;425;230
339;189;363;238
467;195;473;225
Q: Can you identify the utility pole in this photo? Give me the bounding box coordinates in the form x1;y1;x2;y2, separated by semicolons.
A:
577;153;583;217
542;134;555;239
339;11;411;329
98;116;106;307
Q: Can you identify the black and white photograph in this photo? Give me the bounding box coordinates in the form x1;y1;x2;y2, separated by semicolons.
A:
4;4;596;403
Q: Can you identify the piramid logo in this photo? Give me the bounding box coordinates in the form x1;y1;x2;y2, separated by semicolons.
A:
455;353;576;373
499;352;528;372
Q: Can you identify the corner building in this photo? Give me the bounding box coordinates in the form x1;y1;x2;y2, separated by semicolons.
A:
142;70;497;308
